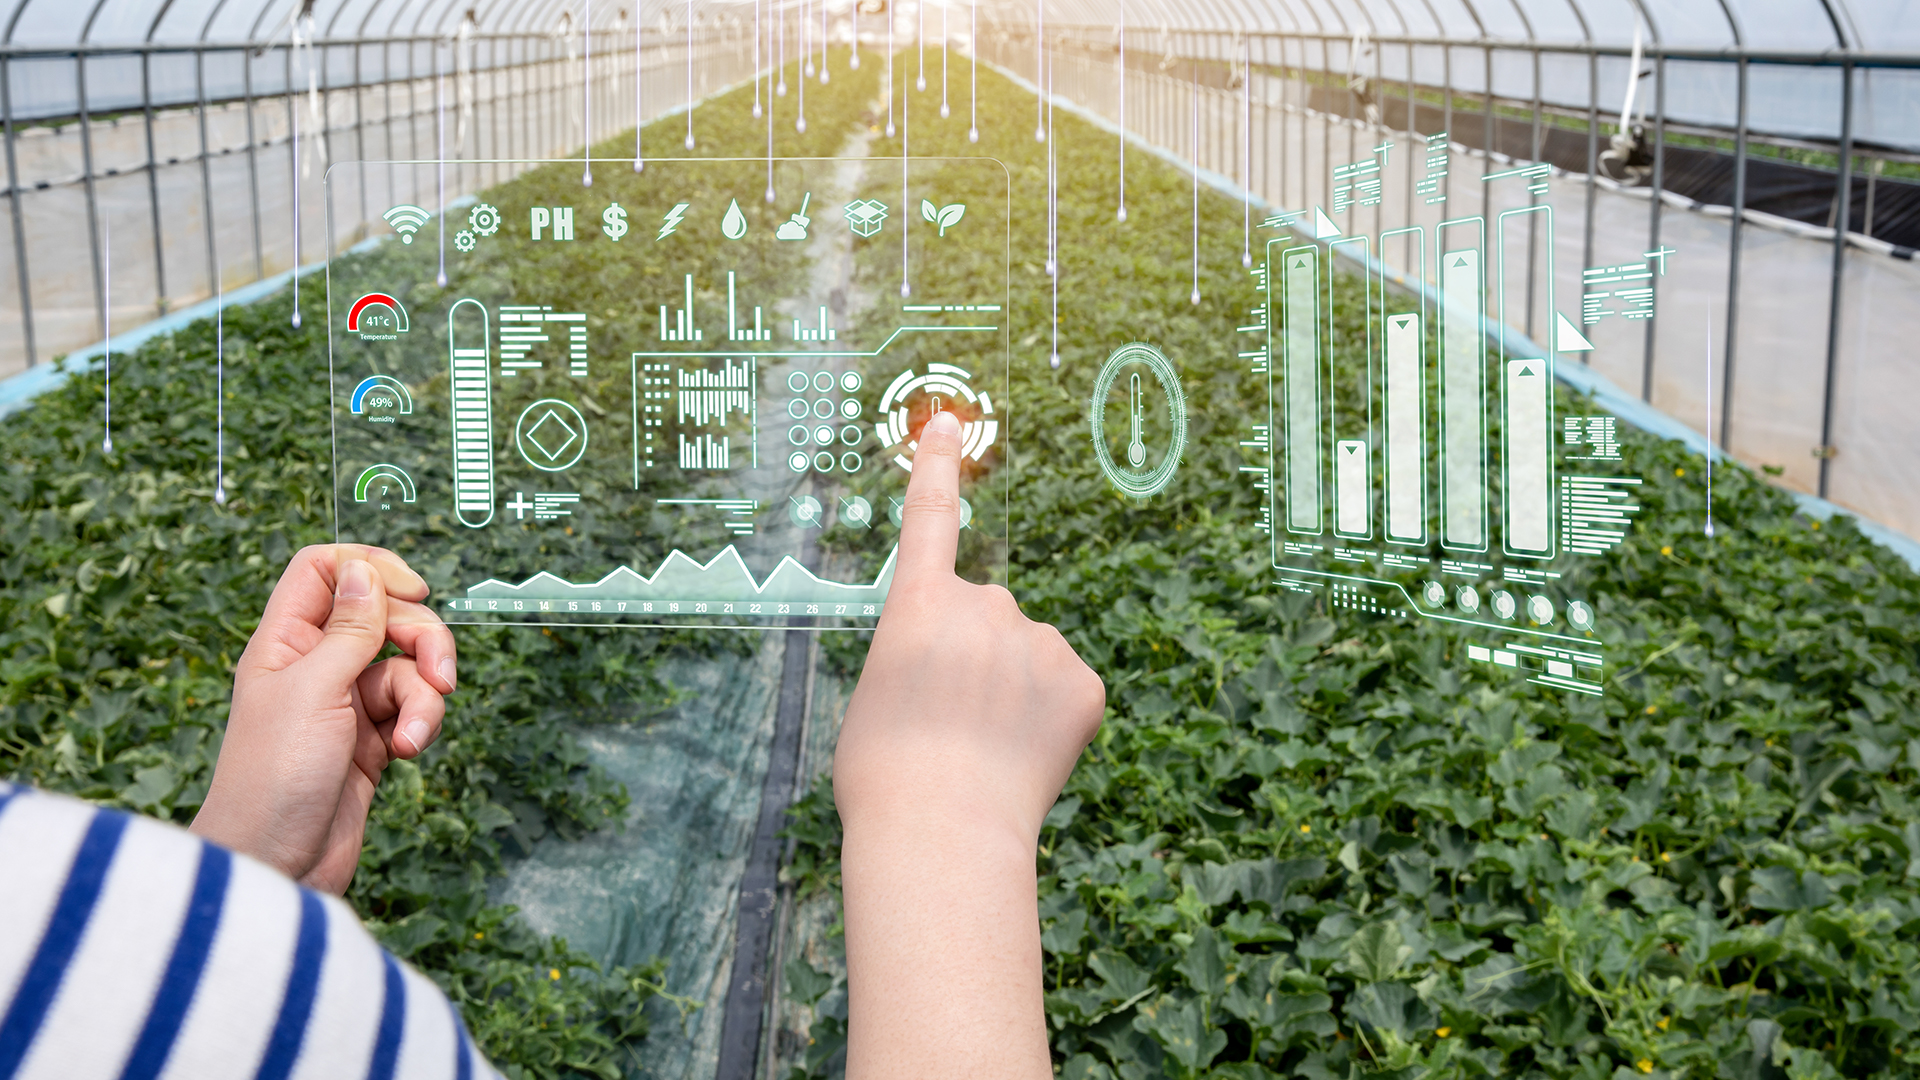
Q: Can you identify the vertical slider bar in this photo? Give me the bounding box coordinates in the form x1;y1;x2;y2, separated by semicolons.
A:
1503;359;1551;555
1384;310;1425;544
1281;245;1322;535
1328;235;1374;539
448;298;494;527
1335;440;1369;535
1382;225;1426;546
728;270;738;339
1438;219;1486;551
1498;204;1555;558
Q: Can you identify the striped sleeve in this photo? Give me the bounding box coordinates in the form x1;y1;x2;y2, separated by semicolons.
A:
0;783;499;1080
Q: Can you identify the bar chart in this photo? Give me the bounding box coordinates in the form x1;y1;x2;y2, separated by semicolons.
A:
1266;209;1559;564
676;360;754;426
726;272;772;342
791;306;839;343
658;274;704;343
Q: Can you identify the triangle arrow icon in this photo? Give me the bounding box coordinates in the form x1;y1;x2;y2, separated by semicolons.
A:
1312;206;1342;239
1452;255;1469;268
1516;362;1538;377
1392;315;1413;330
1554;311;1595;352
1343;444;1360;455
1292;256;1308;270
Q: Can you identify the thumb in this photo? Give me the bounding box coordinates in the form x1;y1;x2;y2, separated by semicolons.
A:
301;557;391;687
895;409;964;583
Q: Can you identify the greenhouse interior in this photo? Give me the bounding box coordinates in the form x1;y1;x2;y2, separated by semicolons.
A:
1;0;1918;1076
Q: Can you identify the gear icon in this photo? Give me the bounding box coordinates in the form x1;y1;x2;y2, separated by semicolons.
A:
453;229;477;253
467;203;502;236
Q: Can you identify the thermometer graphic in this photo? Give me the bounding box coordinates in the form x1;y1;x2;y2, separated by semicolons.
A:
1127;372;1146;468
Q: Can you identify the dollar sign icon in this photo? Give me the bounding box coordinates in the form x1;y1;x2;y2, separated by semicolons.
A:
601;202;629;242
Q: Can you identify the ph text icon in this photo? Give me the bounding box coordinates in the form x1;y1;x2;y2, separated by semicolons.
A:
530;207;575;241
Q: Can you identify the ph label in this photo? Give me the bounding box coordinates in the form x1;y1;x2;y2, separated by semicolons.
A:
530;207;575;240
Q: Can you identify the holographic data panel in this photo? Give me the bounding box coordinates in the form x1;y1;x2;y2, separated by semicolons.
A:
327;159;1009;627
1252;193;1659;697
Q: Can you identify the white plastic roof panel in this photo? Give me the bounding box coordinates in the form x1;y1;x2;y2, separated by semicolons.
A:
1727;0;1844;49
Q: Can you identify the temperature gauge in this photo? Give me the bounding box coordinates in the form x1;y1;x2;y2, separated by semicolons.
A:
1091;342;1187;499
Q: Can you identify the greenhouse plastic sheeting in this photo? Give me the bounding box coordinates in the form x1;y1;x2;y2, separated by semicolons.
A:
488;632;851;1079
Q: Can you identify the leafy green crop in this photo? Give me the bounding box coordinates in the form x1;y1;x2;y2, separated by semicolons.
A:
778;64;1920;1080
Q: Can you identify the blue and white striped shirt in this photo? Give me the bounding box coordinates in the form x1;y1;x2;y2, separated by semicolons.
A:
0;783;498;1079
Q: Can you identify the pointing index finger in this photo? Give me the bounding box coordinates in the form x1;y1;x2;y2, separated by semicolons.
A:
895;409;965;584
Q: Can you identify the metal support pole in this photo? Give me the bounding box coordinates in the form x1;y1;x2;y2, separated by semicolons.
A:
244;47;264;278
76;51;107;337
2;57;38;367
1816;60;1854;499
1481;45;1492;222
139;52;169;313
353;39;368;230
195;47;219;310
1720;57;1748;447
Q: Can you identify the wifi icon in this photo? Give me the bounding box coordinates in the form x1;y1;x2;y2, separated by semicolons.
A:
383;204;430;244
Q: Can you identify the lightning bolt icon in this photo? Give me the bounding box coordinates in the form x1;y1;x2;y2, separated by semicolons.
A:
656;202;690;241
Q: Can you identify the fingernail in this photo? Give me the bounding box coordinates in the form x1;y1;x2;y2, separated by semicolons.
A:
337;558;374;599
927;410;961;437
402;719;433;755
438;657;457;692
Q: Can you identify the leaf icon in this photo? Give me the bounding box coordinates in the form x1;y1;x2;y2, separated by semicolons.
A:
920;199;938;223
936;203;966;235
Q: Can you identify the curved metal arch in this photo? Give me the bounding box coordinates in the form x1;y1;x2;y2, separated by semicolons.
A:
77;0;109;42
1809;0;1851;49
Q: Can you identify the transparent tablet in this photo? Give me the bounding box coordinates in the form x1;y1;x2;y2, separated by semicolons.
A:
326;157;1009;627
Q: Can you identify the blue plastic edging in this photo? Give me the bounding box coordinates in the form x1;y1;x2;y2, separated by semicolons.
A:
986;61;1920;573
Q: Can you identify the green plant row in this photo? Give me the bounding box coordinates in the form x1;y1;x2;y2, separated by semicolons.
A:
777;61;1920;1080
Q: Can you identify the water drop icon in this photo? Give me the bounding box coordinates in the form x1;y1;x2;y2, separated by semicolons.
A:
722;199;748;240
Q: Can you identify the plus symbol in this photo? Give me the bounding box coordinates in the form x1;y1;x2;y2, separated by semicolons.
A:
1642;245;1676;275
506;492;533;520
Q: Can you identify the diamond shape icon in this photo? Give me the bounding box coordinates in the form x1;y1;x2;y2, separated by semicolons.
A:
843;198;889;238
525;407;580;462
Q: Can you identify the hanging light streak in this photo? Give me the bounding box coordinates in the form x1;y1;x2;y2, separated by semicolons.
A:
752;0;761;118
1033;0;1044;141
101;214;111;451
1704;306;1716;539
582;0;594;186
940;3;949;117
684;0;696;148
634;4;646;168
803;0;814;78
1241;36;1251;267
884;5;894;136
819;0;828;84
214;249;225;504
967;0;978;141
916;0;926;91
436;43;447;287
1190;61;1200;305
1048;39;1059;369
900;20;911;299
850;0;859;69
289;12;308;328
1116;0;1125;221
766;2;776;202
